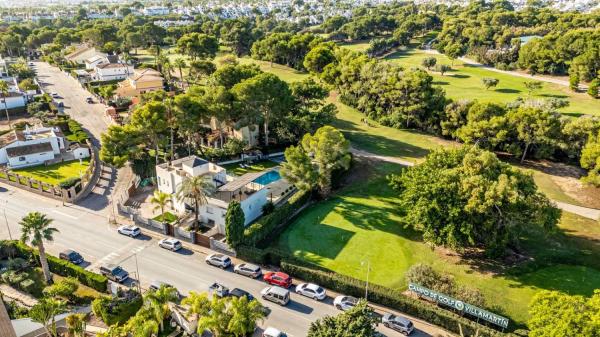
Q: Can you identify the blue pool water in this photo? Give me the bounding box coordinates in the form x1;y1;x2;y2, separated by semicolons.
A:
254;170;281;185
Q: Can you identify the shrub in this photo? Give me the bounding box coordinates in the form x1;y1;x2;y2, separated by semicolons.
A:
59;177;81;189
43;277;78;299
19;279;36;293
243;190;310;247
92;294;143;326
7;257;28;271
280;261;512;337
261;201;275;215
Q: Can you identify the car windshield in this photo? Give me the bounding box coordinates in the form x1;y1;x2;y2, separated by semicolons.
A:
69;252;81;259
112;267;124;275
347;297;358;304
316;287;324;293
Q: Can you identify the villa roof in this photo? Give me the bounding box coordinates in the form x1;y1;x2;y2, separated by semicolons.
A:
218;172;264;192
0;130;24;147
131;68;163;82
96;63;129;69
6;142;53;157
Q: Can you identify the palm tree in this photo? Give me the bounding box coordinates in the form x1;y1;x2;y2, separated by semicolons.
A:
150;190;171;223
173;57;187;87
0;80;11;128
145;284;179;332
181;291;211;322
197;296;229;337
126;307;158;337
176;175;214;230
20;212;59;284
66;313;86;337
29;298;65;337
227;296;266;337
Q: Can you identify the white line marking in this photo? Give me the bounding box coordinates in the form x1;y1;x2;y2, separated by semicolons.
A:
52;210;78;220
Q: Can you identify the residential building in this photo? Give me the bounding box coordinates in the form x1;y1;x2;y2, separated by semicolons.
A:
65;45;106;65
91;63;134;82
85;55;108;70
0;92;27;109
115;69;164;98
142;6;170;16
0;125;65;169
156;156;271;234
208;117;259;147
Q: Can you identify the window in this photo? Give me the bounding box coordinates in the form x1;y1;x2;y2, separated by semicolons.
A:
18;156;25;161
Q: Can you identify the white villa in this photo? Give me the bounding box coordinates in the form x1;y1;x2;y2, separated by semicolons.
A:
156;156;272;234
91;63;134;82
0;125;89;169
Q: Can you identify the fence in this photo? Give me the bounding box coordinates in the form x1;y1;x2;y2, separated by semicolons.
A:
0;141;98;203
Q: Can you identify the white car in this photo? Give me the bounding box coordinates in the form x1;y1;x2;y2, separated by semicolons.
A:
205;253;232;269
333;295;359;311
158;238;182;251
295;282;326;300
233;263;262;278
117;225;141;237
263;327;286;337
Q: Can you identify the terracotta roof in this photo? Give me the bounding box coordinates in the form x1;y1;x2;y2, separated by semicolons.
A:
0;130;24;147
131;68;163;81
6;142;53;157
65;45;92;59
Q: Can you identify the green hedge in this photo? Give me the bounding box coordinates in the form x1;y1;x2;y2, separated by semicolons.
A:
92;295;143;326
243;190;311;247
5;240;107;292
280;261;515;337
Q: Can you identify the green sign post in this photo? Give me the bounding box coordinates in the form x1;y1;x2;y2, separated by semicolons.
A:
408;283;509;329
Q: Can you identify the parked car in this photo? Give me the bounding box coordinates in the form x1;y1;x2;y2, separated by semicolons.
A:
117;225;141;237
263;271;292;288
99;264;129;283
50;92;59;98
234;263;262;278
208;282;230;297
59;249;84;264
158;238;182;251
148;280;181;298
56;101;64;108
333;295;359;311
295;283;326;300
205;253;232;269
263;327;287;337
229;288;254;301
86;97;94;103
261;286;290;306
382;313;414;335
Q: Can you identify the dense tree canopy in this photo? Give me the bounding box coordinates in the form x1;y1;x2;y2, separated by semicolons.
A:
388;146;560;256
307;300;378;337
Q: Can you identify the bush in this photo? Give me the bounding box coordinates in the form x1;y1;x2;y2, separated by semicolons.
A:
43;277;78;299
19;279;36;293
2;240;107;292
92;294;143;326
243;190;310;247
59;177;81;189
280;261;512;337
7;257;28;271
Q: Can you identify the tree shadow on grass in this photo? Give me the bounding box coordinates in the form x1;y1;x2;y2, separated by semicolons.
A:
539;93;569;99
495;88;521;94
451;73;470;79
432;80;450;85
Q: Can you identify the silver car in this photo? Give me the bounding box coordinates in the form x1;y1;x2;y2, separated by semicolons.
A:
205;253;232;269
118;225;141;237
234;263;262;278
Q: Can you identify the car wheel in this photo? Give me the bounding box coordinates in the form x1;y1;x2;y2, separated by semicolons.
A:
335;304;342;310
384;323;390;328
220;265;225;269
402;332;409;336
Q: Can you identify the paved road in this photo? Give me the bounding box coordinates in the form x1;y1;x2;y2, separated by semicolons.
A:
32;61;127;214
0;184;446;337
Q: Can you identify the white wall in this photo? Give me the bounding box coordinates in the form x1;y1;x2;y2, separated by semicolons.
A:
72;147;90;159
0;95;26;109
8;151;54;168
240;188;268;226
0;138;59;165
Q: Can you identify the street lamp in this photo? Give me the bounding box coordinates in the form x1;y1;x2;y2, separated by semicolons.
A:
361;260;370;300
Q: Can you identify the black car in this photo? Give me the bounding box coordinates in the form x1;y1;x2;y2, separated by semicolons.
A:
229;288;254;301
59;249;84;264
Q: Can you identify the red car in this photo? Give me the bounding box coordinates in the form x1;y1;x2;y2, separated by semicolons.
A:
263;271;292;288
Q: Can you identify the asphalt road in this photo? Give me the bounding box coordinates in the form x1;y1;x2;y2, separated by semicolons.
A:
7;61;448;336
0;184;445;337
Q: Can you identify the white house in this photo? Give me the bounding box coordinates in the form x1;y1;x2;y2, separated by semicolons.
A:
142;6;170;16
156;156;272;234
0;125;65;169
65;45;106;65
0;92;27;109
91;63;134;82
85;55;108;70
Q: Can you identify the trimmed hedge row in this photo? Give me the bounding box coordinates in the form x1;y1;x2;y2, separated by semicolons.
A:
6;240;108;292
280;261;515;337
243;190;311;247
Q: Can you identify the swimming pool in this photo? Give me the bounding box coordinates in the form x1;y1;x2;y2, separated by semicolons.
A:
254;170;281;185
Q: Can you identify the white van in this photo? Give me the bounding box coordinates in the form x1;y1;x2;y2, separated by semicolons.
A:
260;286;290;306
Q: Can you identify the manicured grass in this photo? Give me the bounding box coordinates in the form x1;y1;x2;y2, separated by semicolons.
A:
12;159;90;186
222;160;279;176
384;47;600;117
275;162;600;326
338;41;371;52
153;212;178;224
330;93;457;163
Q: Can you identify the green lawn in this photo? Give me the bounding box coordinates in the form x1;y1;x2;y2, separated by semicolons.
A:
12;159;90;186
153;211;178;223
383;47;600;117
275;161;600;326
222;160;279;176
215;56;310;84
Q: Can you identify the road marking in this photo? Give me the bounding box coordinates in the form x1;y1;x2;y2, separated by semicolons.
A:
89;252;120;270
52;210;78;220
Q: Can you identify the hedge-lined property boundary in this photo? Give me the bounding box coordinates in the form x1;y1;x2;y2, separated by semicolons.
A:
236;244;519;337
7;241;108;292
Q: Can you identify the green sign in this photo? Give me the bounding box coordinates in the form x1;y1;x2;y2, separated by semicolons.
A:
408;283;509;329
